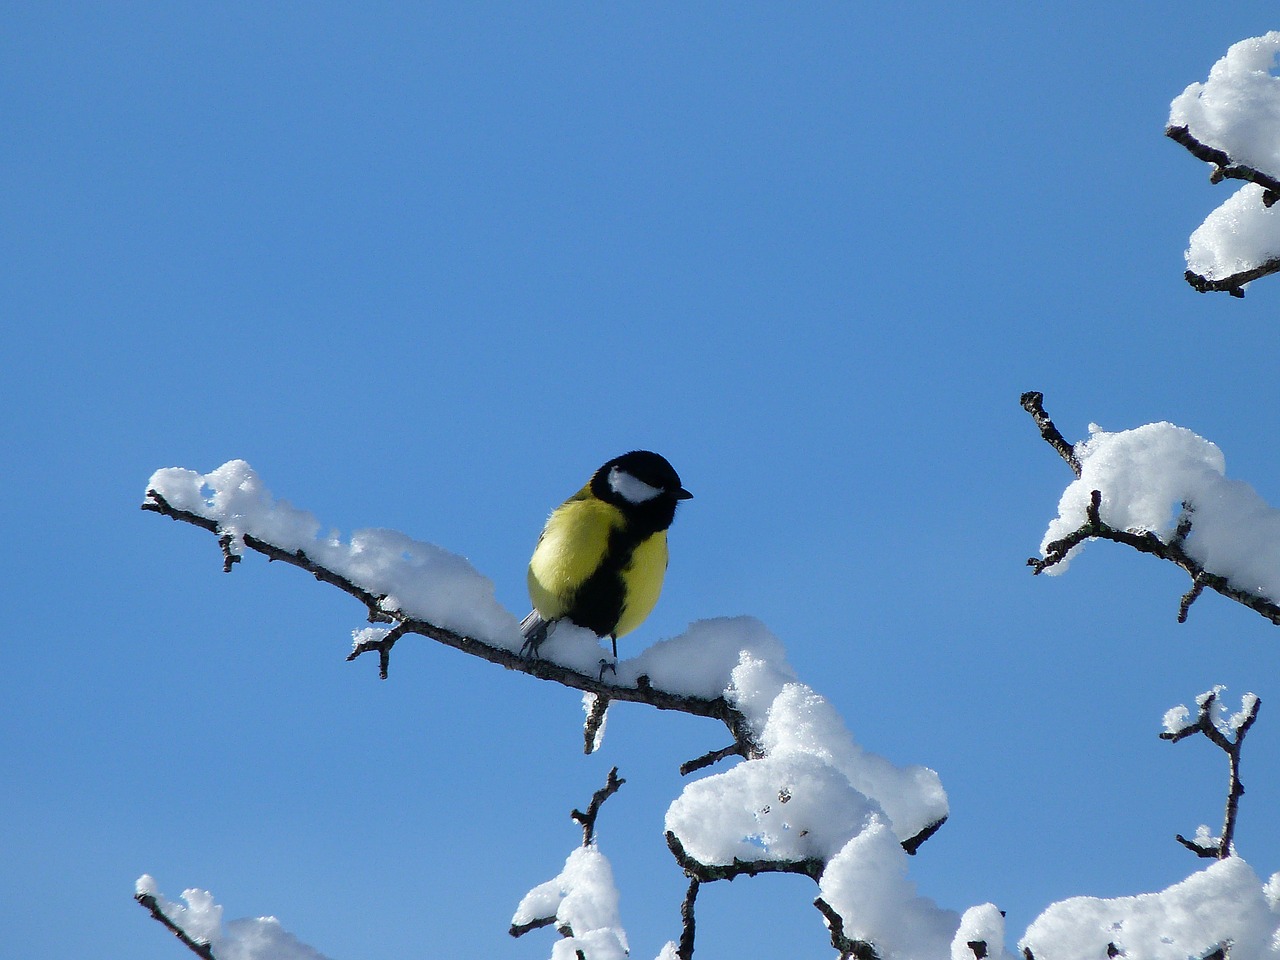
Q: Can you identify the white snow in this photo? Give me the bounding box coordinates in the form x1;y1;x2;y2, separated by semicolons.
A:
1039;422;1280;603
1186;182;1280;282
148;461;522;646
952;904;1014;960
135;876;332;960
1170;32;1280;179
511;846;629;960
1020;857;1280;960
817;816;962;960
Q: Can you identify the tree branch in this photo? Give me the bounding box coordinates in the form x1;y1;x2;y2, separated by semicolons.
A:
142;488;758;750
813;896;880;960
1022;396;1280;626
1166;124;1280;205
134;892;217;960
1184;259;1280;299
677;877;699;960
664;830;824;883
1019;392;1080;477
1161;690;1260;859
571;766;625;846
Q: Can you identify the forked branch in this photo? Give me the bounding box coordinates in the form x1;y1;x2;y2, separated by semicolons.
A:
1161;689;1261;859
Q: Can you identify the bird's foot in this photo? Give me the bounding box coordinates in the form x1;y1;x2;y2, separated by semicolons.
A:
597;658;617;682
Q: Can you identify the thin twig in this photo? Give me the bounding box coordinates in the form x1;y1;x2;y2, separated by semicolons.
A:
679;742;747;776
1019;392;1081;477
583;694;610;755
134;893;217;960
677;877;699;960
1166;124;1280;204
1161;690;1261;858
571;766;625;846
813;896;880;960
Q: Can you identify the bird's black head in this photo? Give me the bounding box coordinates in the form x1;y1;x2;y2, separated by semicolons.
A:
590;450;692;532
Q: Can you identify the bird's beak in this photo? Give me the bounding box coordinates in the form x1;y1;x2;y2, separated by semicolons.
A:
676;488;693;500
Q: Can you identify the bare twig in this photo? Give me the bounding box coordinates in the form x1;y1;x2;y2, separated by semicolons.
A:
571;766;625;846
1166;124;1280;205
1184;259;1280;298
1022;397;1280;626
1161;689;1261;859
665;830;824;883
134;892;217;960
583;694;610;755
679;742;747;776
813;896;880;960
677;878;699;960
1019;392;1080;477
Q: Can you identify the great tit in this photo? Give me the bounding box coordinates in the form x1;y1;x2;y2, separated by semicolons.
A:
521;450;692;659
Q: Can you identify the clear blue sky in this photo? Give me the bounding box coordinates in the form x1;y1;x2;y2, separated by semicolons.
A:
4;4;1280;958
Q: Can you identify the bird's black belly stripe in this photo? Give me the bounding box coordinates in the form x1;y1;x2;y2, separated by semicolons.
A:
565;524;645;637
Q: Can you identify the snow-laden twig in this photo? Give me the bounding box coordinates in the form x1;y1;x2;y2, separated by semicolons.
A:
510;770;630;958
135;889;218;960
133;876;331;960
1022;394;1280;626
1166;33;1280;295
1161;688;1261;859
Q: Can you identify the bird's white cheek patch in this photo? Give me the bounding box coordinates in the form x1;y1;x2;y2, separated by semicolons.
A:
609;466;662;504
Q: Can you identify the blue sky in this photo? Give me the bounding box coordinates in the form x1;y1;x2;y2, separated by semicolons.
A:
5;3;1280;958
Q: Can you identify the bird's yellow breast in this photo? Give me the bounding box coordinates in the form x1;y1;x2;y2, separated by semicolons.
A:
612;530;668;638
527;487;670;638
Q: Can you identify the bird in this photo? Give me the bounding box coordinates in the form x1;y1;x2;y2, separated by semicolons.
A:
521;450;692;660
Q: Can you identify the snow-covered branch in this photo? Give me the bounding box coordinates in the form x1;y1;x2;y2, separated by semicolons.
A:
1162;688;1261;860
510;769;631;957
141;473;753;763
1023;393;1280;626
134;876;331;960
1168;32;1280;296
142;461;953;958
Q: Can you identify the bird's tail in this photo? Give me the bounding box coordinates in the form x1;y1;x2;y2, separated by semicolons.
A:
519;610;553;656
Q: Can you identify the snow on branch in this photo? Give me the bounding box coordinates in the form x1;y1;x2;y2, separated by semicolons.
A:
134;876;331;960
510;768;630;958
1161;688;1261;860
143;461;956;958
1020;857;1280;960
1168;32;1280;296
1022;393;1280;626
141;463;750;752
